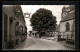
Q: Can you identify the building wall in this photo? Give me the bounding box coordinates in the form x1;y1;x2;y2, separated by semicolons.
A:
59;5;75;42
3;6;14;17
60;19;74;32
3;6;15;49
60;19;75;39
2;5;27;49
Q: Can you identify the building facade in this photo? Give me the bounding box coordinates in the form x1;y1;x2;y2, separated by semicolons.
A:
2;5;27;49
53;24;60;37
59;5;75;42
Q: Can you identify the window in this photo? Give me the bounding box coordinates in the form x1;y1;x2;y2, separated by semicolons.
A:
10;17;13;23
62;12;67;18
66;22;70;31
15;21;19;36
65;12;67;16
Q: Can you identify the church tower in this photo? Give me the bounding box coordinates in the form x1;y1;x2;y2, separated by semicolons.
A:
61;6;70;19
61;5;75;19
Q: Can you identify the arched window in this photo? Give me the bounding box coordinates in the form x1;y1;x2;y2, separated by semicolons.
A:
66;22;70;31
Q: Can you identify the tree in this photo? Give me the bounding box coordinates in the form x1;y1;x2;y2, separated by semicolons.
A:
30;8;57;38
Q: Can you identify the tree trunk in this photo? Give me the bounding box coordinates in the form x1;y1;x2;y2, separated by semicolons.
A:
39;34;41;38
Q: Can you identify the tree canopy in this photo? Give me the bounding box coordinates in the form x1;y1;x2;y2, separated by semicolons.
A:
30;8;57;37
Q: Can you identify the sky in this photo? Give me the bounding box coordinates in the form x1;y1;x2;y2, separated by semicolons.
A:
21;5;69;32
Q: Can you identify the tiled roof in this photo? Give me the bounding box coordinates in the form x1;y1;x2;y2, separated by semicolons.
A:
60;11;75;22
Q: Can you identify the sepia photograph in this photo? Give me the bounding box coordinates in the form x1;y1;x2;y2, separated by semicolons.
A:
2;5;75;50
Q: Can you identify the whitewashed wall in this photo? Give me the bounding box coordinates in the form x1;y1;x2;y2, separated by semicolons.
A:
60;19;75;39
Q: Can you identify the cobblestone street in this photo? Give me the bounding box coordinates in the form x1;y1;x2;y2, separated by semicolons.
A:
14;36;74;50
